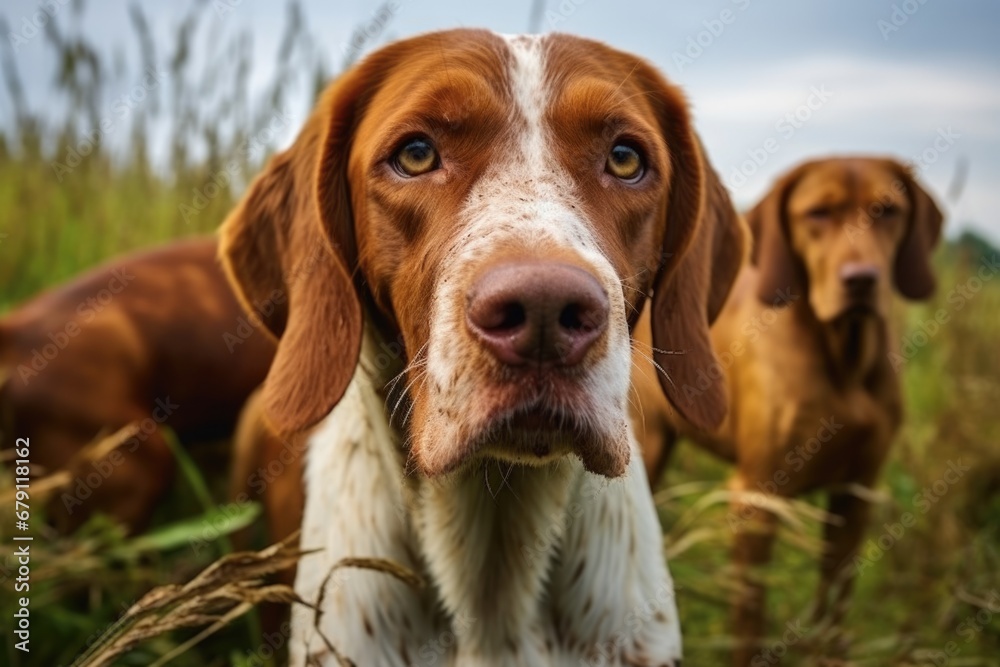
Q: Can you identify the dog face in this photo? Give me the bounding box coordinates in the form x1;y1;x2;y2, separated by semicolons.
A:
749;157;943;322
221;29;744;478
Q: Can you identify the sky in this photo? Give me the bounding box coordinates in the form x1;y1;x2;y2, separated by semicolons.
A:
4;0;999;241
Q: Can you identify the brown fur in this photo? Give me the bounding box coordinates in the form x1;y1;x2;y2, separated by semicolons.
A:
635;156;943;665
0;238;275;533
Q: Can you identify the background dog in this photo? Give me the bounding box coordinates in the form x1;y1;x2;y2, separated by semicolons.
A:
0;238;275;533
635;156;943;665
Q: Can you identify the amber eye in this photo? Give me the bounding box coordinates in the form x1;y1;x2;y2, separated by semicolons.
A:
393;138;439;176
606;144;644;182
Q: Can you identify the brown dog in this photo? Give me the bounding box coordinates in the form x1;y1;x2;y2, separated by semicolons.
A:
635;157;943;665
0;238;275;533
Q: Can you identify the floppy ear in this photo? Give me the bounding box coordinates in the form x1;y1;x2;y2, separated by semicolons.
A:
746;168;805;305
893;167;943;300
219;66;380;436
647;79;748;433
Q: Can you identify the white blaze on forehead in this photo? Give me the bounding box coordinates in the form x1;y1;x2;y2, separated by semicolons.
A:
501;34;549;156
436;32;612;326
462;32;595;250
416;32;633;477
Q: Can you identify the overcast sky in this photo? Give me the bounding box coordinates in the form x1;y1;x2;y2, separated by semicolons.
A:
4;0;999;241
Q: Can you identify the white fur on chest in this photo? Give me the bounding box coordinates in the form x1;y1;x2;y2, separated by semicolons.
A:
289;343;682;666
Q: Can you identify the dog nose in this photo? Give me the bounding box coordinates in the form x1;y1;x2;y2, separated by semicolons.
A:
840;262;880;296
467;262;609;367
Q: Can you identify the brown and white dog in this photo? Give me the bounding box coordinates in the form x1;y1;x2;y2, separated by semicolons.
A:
221;29;746;666
0;238;275;533
636;157;943;665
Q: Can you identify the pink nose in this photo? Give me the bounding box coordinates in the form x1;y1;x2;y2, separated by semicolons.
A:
466;262;609;367
840;262;880;296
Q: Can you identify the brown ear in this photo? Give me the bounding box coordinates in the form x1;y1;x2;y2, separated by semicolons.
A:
219;68;377;436
893;166;943;300
746;168;805;305
647;79;748;433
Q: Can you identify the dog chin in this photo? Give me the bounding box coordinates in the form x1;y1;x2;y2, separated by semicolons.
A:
813;295;882;323
474;407;630;477
411;402;630;478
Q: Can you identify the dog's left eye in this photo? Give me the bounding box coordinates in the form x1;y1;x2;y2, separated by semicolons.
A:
393;138;439;176
606;144;645;182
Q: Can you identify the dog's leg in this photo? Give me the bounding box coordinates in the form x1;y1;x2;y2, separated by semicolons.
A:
812;488;872;655
729;473;778;667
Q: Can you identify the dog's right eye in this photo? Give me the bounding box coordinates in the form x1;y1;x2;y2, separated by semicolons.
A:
393;138;439;176
806;206;832;221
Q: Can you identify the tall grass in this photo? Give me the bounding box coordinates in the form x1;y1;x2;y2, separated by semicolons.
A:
0;0;327;308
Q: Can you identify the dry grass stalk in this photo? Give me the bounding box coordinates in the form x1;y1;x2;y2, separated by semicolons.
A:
64;530;428;667
662;486;844;558
0;422;141;507
71;532;310;667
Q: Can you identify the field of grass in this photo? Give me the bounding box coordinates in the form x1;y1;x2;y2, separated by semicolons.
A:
1;2;998;665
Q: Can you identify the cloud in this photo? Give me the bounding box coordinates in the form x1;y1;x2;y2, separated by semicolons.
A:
689;56;1000;137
